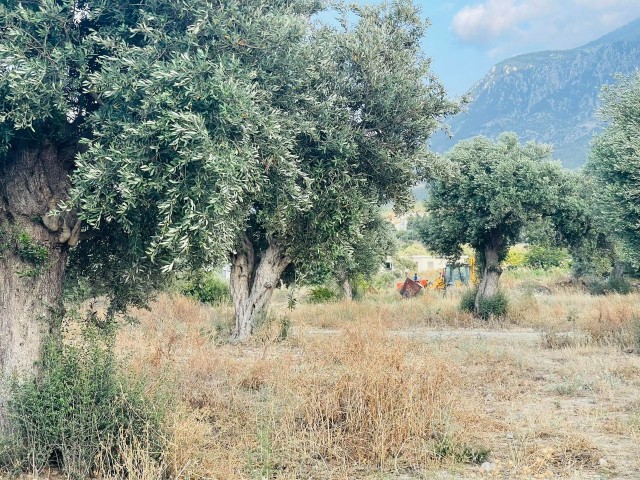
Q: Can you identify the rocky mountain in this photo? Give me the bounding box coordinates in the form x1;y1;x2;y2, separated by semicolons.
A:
432;18;640;168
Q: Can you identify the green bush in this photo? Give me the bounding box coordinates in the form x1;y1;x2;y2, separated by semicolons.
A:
432;435;490;464
2;338;167;478
371;270;395;289
504;247;527;268
477;291;508;319
179;270;230;305
459;288;477;313
459;288;508;318
308;286;336;304
607;276;633;295
352;275;369;300
524;245;568;269
587;276;633;296
586;278;608;296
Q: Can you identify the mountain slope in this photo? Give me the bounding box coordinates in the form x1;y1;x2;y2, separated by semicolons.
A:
433;19;640;168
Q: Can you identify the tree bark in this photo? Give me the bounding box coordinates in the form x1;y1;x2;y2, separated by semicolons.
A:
341;278;353;300
0;139;74;430
611;260;624;280
474;243;503;315
337;270;353;300
230;235;289;341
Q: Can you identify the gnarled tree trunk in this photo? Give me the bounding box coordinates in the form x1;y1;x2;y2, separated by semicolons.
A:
0;139;75;429
230;235;289;341
474;242;503;315
337;271;353;300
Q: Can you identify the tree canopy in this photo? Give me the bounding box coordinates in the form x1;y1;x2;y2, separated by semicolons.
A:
304;209;397;299
588;73;640;267
0;0;458;340
419;133;586;312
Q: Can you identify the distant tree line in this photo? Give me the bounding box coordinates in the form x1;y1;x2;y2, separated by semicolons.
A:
416;72;640;315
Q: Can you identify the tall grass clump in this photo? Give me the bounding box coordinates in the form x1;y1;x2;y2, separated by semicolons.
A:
292;327;488;469
581;298;640;350
1;334;168;479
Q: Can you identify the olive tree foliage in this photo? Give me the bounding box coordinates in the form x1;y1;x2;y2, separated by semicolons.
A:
220;1;459;337
304;210;397;299
588;73;640;269
563;173;624;279
69;0;326;313
419;133;586;314
0;0;458;355
0;0;320;318
343;215;397;295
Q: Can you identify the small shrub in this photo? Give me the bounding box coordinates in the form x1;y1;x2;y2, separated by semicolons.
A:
606;276;633;295
477;291;508;319
308;286;336;304
277;316;291;341
587;276;633;296
352;275;371;300
459;288;507;318
504;246;527;268
3;337;167;478
586;278;608;296
371;270;395;289
179;271;230;305
432;433;490;464
459;288;477;313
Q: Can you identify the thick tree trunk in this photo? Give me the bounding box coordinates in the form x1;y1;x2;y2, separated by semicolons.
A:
474;244;503;315
341;278;353;300
337;270;353;300
611;260;624;280
230;235;289;341
0;140;73;430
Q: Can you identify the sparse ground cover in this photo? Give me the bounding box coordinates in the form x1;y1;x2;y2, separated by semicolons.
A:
12;269;640;479
107;269;639;479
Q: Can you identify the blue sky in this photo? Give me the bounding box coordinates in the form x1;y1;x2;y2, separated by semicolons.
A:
385;0;640;96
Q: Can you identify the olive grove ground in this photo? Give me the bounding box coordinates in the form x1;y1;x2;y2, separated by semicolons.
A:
14;267;639;479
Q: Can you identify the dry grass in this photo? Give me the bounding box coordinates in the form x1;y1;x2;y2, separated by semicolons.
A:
116;296;491;479
102;271;640;479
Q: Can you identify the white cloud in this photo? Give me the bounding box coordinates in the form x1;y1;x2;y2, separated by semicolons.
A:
452;0;553;42
451;0;640;53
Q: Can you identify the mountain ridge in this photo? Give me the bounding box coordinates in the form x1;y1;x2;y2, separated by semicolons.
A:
433;18;640;168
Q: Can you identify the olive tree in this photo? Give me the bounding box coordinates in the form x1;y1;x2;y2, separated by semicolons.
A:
303;211;397;299
589;73;640;266
0;0;457;421
562;173;623;279
219;2;458;337
420;133;585;314
0;0;322;424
